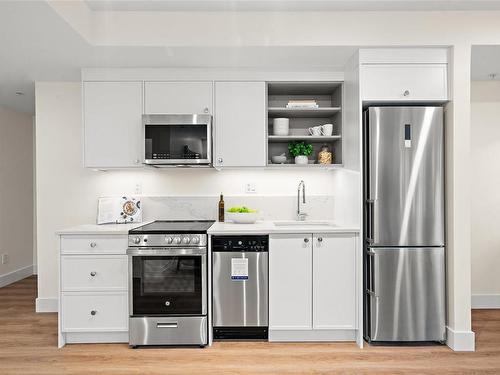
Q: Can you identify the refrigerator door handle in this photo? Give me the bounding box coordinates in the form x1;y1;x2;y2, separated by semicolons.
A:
366;249;376;295
366;199;376;244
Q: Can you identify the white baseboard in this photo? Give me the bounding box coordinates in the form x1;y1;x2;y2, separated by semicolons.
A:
0;265;34;288
472;294;500;309
446;326;475;351
32;264;37;275
36;297;58;313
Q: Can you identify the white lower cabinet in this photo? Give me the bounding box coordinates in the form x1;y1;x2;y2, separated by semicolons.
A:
269;233;357;341
269;234;312;330
58;234;129;347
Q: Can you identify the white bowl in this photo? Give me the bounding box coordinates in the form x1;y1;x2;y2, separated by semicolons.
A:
271;155;287;164
226;212;258;224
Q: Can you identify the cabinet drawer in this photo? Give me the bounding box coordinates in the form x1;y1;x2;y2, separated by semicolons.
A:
61;235;128;254
362;64;448;101
61;256;128;291
61;292;128;332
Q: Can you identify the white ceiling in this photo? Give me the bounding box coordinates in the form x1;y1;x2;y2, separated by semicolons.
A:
85;0;500;12
0;1;499;114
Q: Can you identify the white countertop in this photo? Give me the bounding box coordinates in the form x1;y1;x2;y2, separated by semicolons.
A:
56;222;149;235
57;220;359;236
207;220;359;235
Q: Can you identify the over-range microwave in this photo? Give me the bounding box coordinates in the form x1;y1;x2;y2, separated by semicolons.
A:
143;114;212;167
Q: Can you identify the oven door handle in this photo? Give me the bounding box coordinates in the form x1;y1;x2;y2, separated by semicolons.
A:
127;248;207;256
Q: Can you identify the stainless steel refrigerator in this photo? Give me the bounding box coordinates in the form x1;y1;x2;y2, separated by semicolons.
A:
363;106;446;343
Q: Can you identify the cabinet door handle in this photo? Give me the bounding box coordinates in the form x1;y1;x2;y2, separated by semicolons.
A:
217;157;223;164
203;107;209;113
403;90;410;97
90;310;97;316
90;242;97;248
135;158;141;164
317;237;323;242
304;238;309;243
90;271;97;277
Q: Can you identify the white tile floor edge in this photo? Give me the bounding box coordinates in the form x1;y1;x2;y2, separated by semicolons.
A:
0;265;34;288
472;294;500;309
446;326;476;351
35;297;58;313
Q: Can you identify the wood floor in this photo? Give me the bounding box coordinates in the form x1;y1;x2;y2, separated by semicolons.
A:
1;277;500;375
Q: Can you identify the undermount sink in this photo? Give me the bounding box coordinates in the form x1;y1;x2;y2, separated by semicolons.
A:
273;221;336;227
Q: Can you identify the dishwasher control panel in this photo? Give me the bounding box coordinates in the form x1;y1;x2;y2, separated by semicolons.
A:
211;235;269;252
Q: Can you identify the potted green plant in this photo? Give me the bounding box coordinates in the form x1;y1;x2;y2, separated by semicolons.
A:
288;141;313;165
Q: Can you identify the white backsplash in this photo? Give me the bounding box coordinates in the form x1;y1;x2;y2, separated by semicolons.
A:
141;195;335;222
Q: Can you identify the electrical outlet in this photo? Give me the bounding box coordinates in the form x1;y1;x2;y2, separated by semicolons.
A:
134;183;142;195
1;254;8;265
245;183;257;194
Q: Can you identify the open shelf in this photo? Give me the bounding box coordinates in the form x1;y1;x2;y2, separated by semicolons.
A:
267;81;344;167
268;107;341;118
266;163;344;169
268;135;341;142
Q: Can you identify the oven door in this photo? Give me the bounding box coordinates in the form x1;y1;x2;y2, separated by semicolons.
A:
128;248;207;316
143;114;212;165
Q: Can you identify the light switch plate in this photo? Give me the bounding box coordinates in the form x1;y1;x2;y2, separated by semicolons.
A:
245;183;257;194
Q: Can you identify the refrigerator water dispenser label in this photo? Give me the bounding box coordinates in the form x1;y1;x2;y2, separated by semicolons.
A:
231;258;248;280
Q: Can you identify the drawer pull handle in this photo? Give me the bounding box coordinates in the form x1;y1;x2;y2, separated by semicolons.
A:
403;90;410;97
90;242;97;248
317;237;323;242
90;271;97;277
157;322;178;328
90;310;97;316
304;238;309;243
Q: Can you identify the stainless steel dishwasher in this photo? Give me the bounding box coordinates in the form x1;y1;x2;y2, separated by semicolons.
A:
212;235;268;339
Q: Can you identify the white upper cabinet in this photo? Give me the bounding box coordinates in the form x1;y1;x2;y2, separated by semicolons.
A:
214;81;267;167
312;234;356;330
144;81;213;114
361;64;448;102
269;234;313;330
83;81;143;168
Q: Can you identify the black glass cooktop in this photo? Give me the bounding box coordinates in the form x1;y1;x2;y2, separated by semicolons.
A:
129;220;215;234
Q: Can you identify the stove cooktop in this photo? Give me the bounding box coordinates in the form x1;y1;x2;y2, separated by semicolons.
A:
129;220;215;234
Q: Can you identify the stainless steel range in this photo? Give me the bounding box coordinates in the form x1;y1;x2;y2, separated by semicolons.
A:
127;220;214;347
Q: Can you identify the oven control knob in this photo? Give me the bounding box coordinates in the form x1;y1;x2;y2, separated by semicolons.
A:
182;237;191;244
165;236;173;244
174;237;182;244
133;236;141;244
192;237;200;244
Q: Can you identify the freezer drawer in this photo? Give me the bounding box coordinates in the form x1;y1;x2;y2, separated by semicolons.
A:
366;247;446;342
212;251;268;327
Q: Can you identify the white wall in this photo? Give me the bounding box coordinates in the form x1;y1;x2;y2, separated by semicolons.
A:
0;105;34;285
471;80;500;305
35;81;355;301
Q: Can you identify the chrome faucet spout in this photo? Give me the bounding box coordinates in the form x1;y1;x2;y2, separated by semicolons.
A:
297;180;307;221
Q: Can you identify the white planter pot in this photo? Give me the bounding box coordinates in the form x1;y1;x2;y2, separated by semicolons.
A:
294;155;309;165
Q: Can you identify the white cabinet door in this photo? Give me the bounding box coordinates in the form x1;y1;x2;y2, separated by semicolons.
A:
313;234;356;330
83;81;143;168
362;64;448;101
214;82;267;167
144;81;213;114
269;234;312;330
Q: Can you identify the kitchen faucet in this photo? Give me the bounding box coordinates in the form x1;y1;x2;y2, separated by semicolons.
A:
297;180;308;221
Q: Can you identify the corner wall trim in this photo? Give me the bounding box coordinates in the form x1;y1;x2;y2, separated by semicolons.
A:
36;297;58;313
472;294;500;309
446;326;475;351
0;265;34;288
